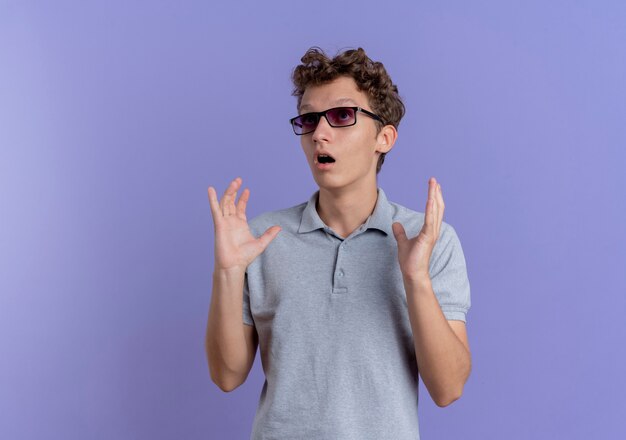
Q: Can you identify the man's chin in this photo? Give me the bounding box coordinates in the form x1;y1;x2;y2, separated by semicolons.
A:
313;177;348;192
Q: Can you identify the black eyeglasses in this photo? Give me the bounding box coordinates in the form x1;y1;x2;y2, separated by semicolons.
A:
289;106;384;135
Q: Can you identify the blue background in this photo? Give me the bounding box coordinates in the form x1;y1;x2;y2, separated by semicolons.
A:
1;0;625;438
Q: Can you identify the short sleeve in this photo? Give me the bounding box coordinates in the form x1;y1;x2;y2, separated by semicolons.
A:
429;224;471;322
242;271;255;326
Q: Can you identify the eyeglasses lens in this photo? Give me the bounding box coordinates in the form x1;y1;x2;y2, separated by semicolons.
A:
293;114;318;135
292;107;357;134
327;107;356;126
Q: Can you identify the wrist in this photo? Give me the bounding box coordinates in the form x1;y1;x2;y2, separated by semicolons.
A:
213;265;246;280
402;273;433;298
402;271;431;285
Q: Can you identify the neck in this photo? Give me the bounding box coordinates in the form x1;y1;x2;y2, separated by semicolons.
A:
316;180;379;239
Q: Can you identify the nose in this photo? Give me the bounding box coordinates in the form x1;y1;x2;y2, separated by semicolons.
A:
311;114;332;144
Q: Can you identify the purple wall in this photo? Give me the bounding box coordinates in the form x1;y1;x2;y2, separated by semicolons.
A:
1;1;625;438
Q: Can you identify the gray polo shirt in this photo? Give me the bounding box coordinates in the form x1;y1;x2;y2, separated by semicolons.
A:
242;187;471;440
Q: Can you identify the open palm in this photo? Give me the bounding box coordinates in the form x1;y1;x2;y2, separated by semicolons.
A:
208;177;281;273
392;177;444;281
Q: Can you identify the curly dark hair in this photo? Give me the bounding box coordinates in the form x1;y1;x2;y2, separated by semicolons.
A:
291;47;405;174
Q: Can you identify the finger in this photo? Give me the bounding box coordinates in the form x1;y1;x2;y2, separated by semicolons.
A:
426;178;436;233
236;187;250;219
221;177;241;216
433;179;441;231
392;222;407;244
435;183;443;238
437;183;444;213
436;183;443;204
427;197;435;236
256;226;282;252
437;184;442;200
429;177;436;201
430;177;439;229
207;186;222;225
219;179;235;213
431;179;438;233
228;177;242;216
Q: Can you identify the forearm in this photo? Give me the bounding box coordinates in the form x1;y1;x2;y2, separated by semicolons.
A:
404;275;471;406
205;268;249;388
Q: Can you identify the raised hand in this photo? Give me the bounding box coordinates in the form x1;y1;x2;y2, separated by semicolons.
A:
392;177;445;281
208;177;282;273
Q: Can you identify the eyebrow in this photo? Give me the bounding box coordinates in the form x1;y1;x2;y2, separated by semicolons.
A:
299;98;360;112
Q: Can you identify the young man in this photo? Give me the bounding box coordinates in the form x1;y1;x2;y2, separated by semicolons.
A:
206;47;472;440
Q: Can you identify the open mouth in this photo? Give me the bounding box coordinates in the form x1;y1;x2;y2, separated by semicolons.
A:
316;153;336;164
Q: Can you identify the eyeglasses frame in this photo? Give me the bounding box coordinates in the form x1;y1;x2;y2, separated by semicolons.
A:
289;106;384;135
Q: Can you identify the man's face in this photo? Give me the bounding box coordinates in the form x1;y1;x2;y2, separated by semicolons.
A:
298;75;389;192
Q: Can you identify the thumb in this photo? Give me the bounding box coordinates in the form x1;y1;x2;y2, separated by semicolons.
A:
256;225;282;252
392;222;406;244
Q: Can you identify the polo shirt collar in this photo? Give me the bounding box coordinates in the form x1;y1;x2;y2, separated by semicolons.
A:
298;187;393;236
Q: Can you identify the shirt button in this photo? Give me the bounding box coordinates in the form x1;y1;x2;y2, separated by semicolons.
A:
338;270;344;277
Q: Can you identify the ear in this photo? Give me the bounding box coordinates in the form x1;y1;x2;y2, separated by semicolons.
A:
376;124;398;154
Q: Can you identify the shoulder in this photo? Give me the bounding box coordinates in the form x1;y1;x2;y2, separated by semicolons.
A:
388;198;458;241
247;200;307;237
